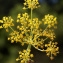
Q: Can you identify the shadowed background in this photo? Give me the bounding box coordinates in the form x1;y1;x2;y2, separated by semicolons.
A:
0;0;63;63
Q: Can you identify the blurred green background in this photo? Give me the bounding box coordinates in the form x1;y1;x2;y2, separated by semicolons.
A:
0;0;63;63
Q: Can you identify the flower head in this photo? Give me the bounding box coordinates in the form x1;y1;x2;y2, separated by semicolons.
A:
0;16;14;32
42;14;57;28
16;49;33;63
23;0;40;9
45;41;59;60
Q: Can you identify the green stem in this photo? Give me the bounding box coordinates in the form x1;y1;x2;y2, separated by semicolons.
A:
30;8;33;36
31;8;32;20
33;45;49;52
9;26;14;32
26;8;33;63
27;44;31;50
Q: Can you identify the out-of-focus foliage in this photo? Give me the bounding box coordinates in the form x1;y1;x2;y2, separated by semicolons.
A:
0;0;63;63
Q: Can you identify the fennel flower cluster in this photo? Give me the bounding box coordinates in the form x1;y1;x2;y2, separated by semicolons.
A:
23;0;40;9
0;0;59;63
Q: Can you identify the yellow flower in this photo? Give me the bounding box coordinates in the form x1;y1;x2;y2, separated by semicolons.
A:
16;49;33;63
23;0;40;9
8;31;24;44
0;17;14;32
45;41;59;60
43;30;56;40
42;14;57;28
